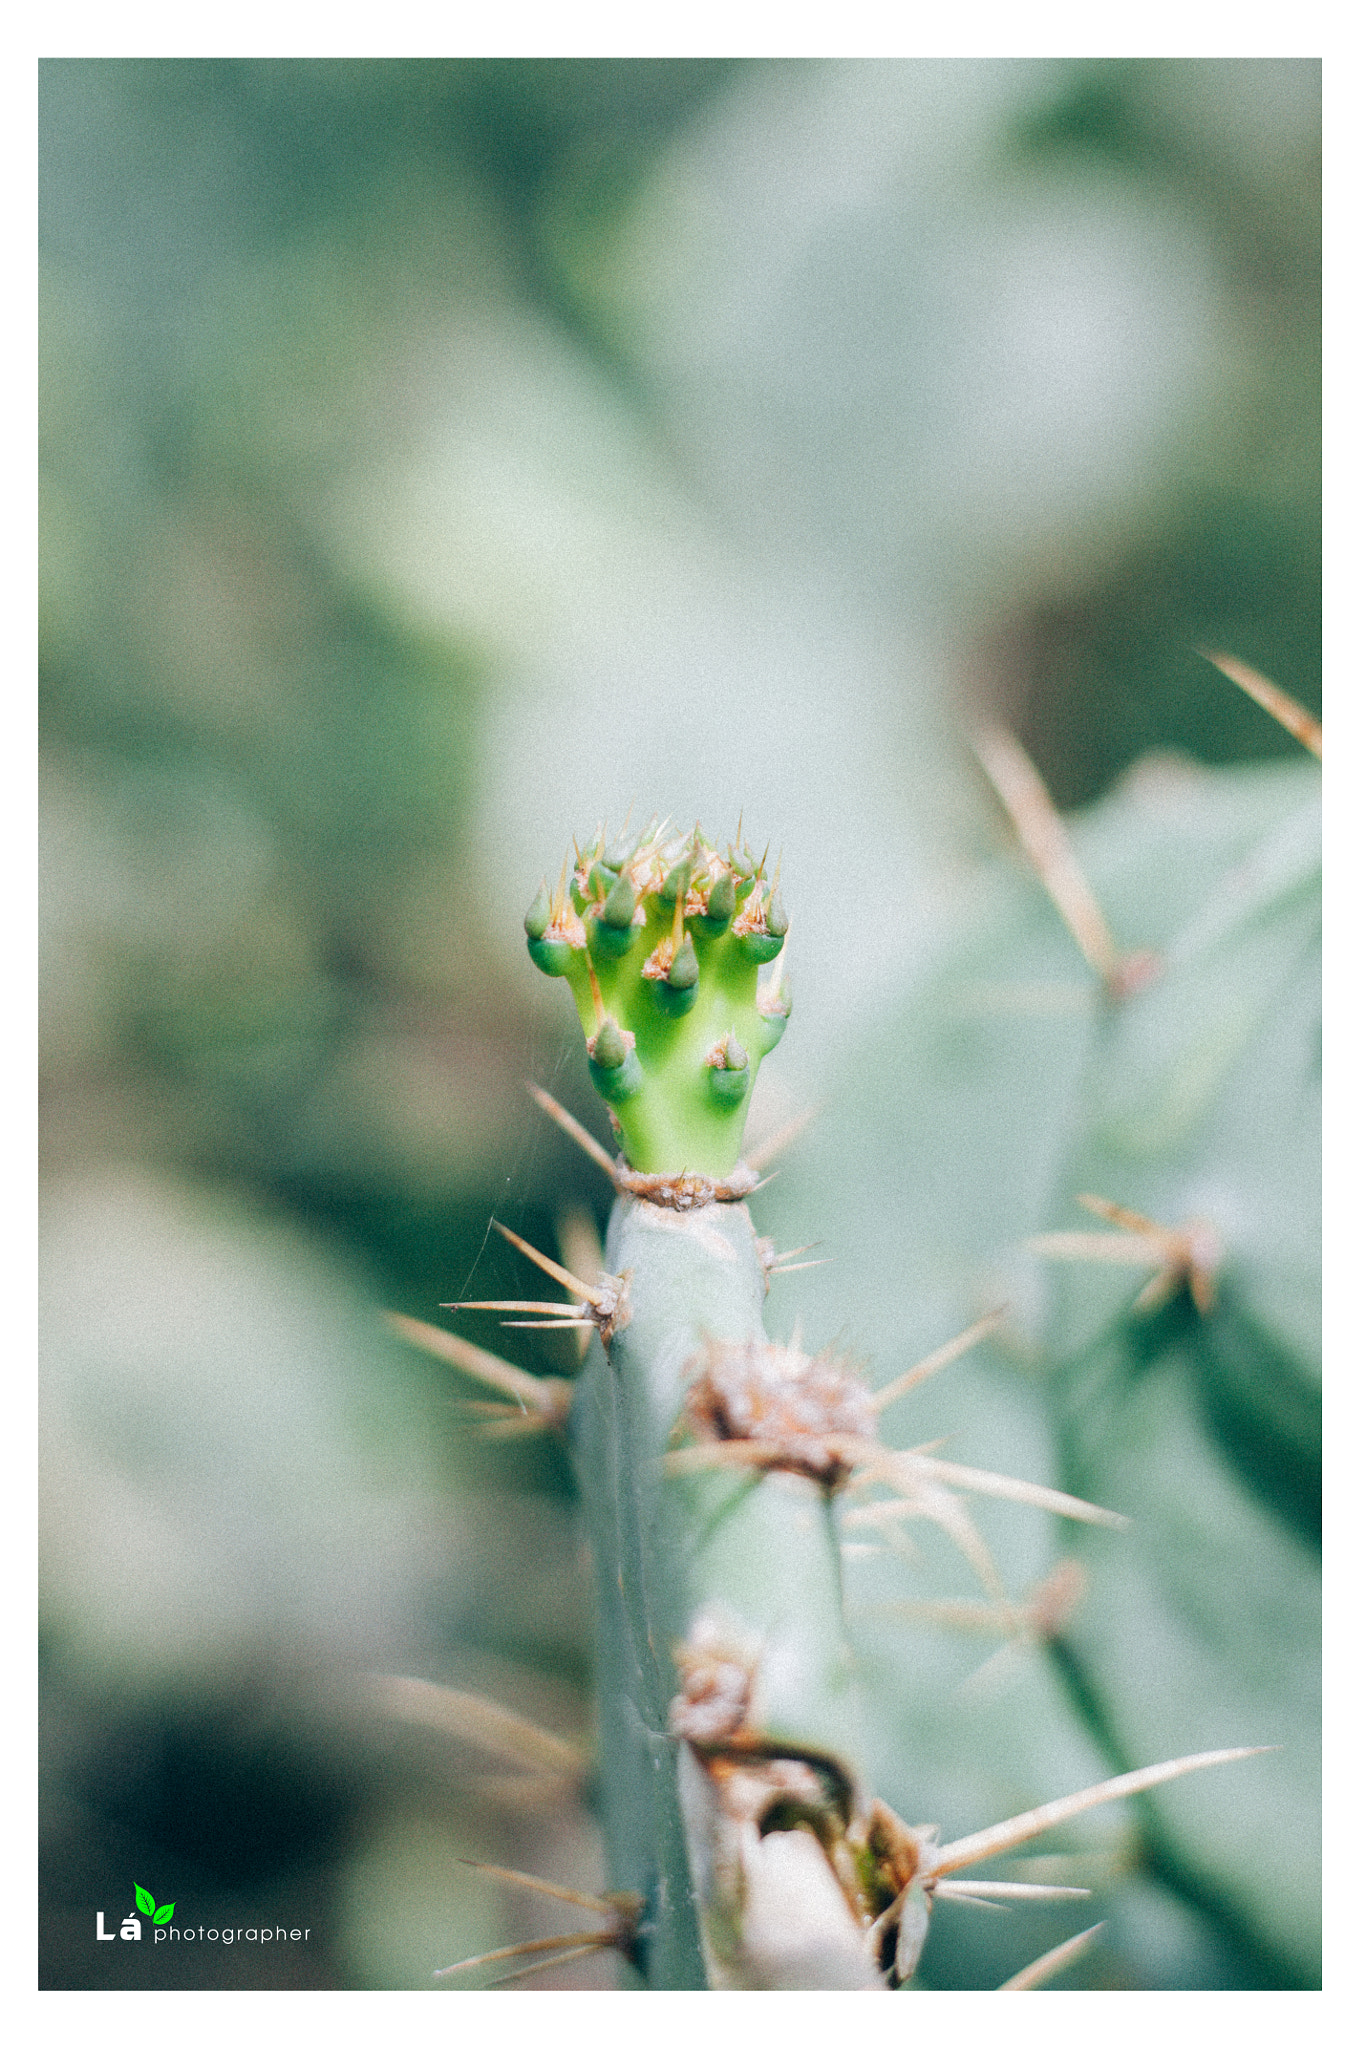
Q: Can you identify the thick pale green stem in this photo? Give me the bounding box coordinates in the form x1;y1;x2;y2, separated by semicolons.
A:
570;1194;880;1988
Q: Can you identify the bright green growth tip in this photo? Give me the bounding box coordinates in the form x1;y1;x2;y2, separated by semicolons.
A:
525;822;790;1175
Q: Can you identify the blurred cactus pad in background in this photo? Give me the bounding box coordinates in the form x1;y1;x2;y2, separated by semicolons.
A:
40;58;1319;1990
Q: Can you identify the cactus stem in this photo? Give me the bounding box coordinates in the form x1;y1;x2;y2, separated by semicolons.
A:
997;1922;1105;1990
384;1313;573;1426
974;724;1133;993
1200;648;1323;757
927;1748;1272;1879
872;1307;1008;1412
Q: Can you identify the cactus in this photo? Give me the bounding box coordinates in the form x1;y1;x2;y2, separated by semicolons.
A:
750;668;1320;1987
389;701;1320;1993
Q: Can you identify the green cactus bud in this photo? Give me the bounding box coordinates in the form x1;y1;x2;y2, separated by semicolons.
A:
523;880;551;941
660;858;693;904
590;1016;632;1069
708;1065;748;1104
587;1017;643;1103
702;872;737;934
765;886;788;938
589;873;640;959
603;873;637;928
706;1033;750;1105
527;934;577;976
651;932;700;1017
669;934;699;989
528;821;792;1174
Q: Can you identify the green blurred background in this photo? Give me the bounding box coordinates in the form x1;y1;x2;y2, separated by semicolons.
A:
40;58;1319;1990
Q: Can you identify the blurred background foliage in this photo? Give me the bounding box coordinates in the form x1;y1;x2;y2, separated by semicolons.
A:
40;58;1319;1990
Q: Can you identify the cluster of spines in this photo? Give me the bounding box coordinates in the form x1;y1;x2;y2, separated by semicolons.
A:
523;821;790;1173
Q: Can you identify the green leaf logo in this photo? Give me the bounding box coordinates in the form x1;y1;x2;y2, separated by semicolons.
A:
134;1884;156;1917
153;1901;176;1923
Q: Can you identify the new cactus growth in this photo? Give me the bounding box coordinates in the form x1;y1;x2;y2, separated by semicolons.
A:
524;825;789;1182
395;674;1316;1988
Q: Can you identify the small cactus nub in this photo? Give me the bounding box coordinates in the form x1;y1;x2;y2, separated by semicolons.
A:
524;880;551;940
524;821;789;1176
